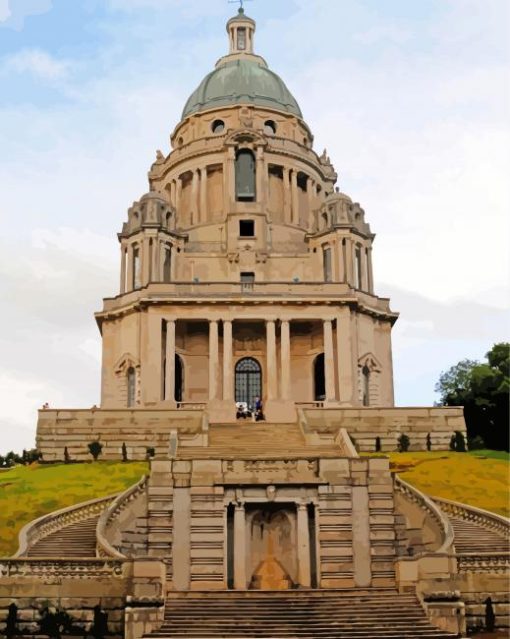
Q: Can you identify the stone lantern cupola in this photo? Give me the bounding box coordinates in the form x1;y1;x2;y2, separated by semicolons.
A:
227;8;256;55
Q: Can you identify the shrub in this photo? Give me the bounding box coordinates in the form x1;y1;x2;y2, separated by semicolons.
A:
454;431;467;452
468;435;485;450
64;446;71;464
146;446;156;459
122;442;128;462
91;604;109;639
449;434;456;451
88;440;103;461
38;607;74;639
426;433;432;451
375;436;381;452
6;602;18;639
485;597;495;632
398;434;410;452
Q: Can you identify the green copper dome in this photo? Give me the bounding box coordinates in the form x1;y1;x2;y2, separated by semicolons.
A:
182;58;303;119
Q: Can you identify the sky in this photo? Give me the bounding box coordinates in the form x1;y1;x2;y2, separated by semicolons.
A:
0;0;508;453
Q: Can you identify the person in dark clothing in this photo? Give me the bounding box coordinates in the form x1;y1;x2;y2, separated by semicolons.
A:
254;396;265;421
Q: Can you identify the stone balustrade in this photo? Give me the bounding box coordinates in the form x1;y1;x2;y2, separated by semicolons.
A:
456;553;510;574
97;476;148;558
433;496;510;539
0;557;125;578
395;476;454;554
16;494;116;557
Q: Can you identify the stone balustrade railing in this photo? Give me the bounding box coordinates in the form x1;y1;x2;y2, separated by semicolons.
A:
16;494;116;557
433;496;510;539
395;476;455;554
96;476;148;558
456;553;510;574
0;557;125;578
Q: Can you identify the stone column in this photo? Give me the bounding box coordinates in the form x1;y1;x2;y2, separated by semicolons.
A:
336;308;354;404
209;320;219;400
191;169;199;226
233;502;246;590
120;244;127;293
323;319;336;401
165;319;176;402
256;147;264;205
176;177;182;214
280;319;291;400
169;180;176;208
266;319;277;400
126;244;134;291
223;319;233;401
172;486;191;590
367;247;374;293
297;503;311;587
352;485;371;587
291;170;299;225
345;237;354;287
200;167;207;223
152;237;160;283
142;237;151;286
224;148;235;213
307;177;314;218
283;167;291;224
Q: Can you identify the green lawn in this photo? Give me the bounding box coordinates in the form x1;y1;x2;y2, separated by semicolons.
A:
0;461;148;557
363;450;509;518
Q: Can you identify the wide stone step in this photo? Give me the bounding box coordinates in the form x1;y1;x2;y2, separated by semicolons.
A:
144;591;457;639
450;517;510;553
26;515;99;557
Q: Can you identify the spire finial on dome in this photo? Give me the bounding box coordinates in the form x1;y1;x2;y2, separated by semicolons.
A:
227;0;255;55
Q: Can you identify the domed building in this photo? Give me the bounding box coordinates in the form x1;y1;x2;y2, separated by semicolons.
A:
18;9;508;639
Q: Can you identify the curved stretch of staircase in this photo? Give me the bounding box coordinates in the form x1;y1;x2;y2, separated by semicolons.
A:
146;590;458;639
450;517;509;553
26;515;99;557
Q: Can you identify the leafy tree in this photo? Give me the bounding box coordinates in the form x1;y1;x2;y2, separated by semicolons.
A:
449;434;456;451
122;442;128;462
375;436;381;452
436;343;509;451
6;602;18;639
64;446;71;464
88;440;103;461
426;433;432;451
146;446;155;459
398;434;410;452
454;431;466;452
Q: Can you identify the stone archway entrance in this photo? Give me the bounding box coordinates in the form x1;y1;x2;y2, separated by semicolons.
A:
248;505;296;590
235;357;262;408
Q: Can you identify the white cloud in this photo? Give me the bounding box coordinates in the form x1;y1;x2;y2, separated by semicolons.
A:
1;48;70;80
0;0;52;30
0;0;11;22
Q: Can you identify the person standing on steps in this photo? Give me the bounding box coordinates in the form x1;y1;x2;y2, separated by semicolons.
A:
254;396;265;421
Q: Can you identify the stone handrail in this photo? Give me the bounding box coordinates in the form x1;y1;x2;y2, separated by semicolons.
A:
0;558;125;578
395;476;455;554
16;493;116;557
433;496;510;539
96;476;147;558
456;552;510;573
336;428;359;458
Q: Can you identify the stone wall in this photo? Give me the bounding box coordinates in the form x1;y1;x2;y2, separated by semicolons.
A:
36;408;204;461
302;406;466;452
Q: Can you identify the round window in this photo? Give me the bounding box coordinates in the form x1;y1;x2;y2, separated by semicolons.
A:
264;120;277;135
212;119;225;134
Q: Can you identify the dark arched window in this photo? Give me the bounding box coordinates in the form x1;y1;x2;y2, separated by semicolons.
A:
235;149;256;201
175;354;184;402
313;353;325;401
127;367;136;407
235;357;261;408
163;244;171;282
362;365;370;406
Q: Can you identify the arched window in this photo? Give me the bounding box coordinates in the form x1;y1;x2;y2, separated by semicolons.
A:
175;354;184;402
323;246;332;282
163;244;171;282
127;367;136;407
235;149;256;201
264;120;276;135
132;246;141;289
235;357;262;408
313;353;325;401
354;246;362;290
362;365;370;406
212;119;225;134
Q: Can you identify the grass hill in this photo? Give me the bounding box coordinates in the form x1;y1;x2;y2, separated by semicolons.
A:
0;461;148;556
371;450;509;517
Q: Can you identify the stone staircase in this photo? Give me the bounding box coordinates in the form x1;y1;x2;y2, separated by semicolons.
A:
146;590;458;638
25;515;99;557
178;422;344;459
450;517;510;554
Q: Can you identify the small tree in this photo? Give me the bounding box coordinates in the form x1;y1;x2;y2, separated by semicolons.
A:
38;607;74;639
88;440;103;461
484;597;495;632
122;442;128;462
64;446;71;464
426;433;432;451
449;434;456;451
375;436;381;452
91;604;109;639
6;603;18;639
398;433;410;452
146;446;155;459
454;430;467;452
